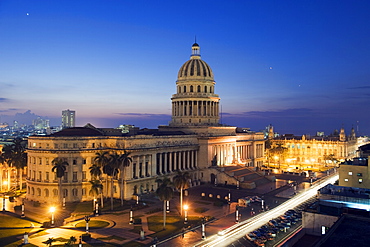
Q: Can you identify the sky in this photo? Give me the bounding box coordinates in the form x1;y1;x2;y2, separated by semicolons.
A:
1;0;370;136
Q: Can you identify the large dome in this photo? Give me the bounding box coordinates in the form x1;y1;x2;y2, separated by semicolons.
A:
177;43;214;80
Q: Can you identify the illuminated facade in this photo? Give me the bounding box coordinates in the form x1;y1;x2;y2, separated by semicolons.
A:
26;43;265;203
269;126;349;171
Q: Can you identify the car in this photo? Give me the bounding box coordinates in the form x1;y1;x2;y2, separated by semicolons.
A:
254;239;265;246
268;220;278;227
246;233;256;241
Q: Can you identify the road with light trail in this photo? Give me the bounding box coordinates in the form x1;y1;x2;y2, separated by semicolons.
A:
193;174;339;247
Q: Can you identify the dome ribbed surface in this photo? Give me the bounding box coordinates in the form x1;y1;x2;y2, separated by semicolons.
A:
177;59;213;79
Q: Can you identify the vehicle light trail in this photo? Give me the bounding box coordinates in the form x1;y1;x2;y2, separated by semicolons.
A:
194;174;339;247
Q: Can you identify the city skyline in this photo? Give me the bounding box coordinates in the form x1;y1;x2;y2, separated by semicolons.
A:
1;1;370;135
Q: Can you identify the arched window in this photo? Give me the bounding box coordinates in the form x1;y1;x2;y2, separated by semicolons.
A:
63;189;68;197
204;86;207;93
178;86;181;93
72;188;78;197
37;188;41;196
184;86;186;92
197;85;201;92
190;85;193;92
53;189;58;197
45;189;49;197
31;187;35;195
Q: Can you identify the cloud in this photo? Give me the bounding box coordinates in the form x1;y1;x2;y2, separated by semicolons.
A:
0;98;9;102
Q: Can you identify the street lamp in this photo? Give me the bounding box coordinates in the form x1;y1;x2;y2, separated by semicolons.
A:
95;201;99;216
183;204;189;225
129;206;134;225
228;191;231;204
166;200;170;213
49;207;56;227
84;215;90;233
235;205;239;223
21;201;25;218
201;217;206;239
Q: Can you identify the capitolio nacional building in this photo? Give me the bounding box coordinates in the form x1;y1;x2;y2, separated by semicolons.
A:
26;43;265;203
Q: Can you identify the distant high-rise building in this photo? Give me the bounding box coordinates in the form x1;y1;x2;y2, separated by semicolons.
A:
32;116;50;130
62;109;75;129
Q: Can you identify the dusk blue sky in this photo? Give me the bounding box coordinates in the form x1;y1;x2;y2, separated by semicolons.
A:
1;1;370;136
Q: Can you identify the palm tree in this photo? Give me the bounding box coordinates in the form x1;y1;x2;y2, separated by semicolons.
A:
89;164;104;207
107;152;121;210
11;138;27;190
173;171;190;215
119;151;132;205
89;180;103;211
52;158;69;203
43;237;55;246
156;177;174;230
93;151;109;198
68;236;77;245
1;138;27;190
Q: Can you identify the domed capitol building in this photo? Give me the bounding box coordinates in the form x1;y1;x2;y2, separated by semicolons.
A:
26;43;265;203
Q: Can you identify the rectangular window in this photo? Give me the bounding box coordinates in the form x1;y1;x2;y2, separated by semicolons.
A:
359;178;363;183
54;144;58;149
82;188;86;196
348;171;353;175
344;178;349;182
38;171;42;181
46;158;49;165
357;173;362;177
73;143;77;148
46;172;49;181
83;159;86;164
82;171;86;181
64;143;68;148
39;158;42;165
63;172;68;182
73;172;78;182
73;159;77;165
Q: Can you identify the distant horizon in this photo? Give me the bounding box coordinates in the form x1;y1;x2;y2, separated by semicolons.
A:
0;109;365;137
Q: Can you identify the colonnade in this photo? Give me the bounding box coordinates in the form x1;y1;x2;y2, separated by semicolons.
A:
156;150;197;175
172;100;219;117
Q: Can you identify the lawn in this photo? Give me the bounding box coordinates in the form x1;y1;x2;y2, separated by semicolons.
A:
0;214;41;246
147;215;202;239
75;220;110;229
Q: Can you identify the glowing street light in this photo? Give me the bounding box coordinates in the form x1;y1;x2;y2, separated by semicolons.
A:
166;200;170;213
201;217;206;239
184;204;189;225
84;215;90;233
49;207;56;227
129;206;134;225
235;205;239;223
21;201;25;218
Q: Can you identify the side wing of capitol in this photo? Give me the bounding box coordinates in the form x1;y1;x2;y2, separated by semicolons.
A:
26;43;265;203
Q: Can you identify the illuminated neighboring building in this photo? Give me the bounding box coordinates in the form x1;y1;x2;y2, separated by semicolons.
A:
268;125;348;171
62;109;75;129
26;43;265;203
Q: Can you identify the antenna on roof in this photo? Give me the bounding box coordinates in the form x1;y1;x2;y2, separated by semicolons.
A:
195;35;197;43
